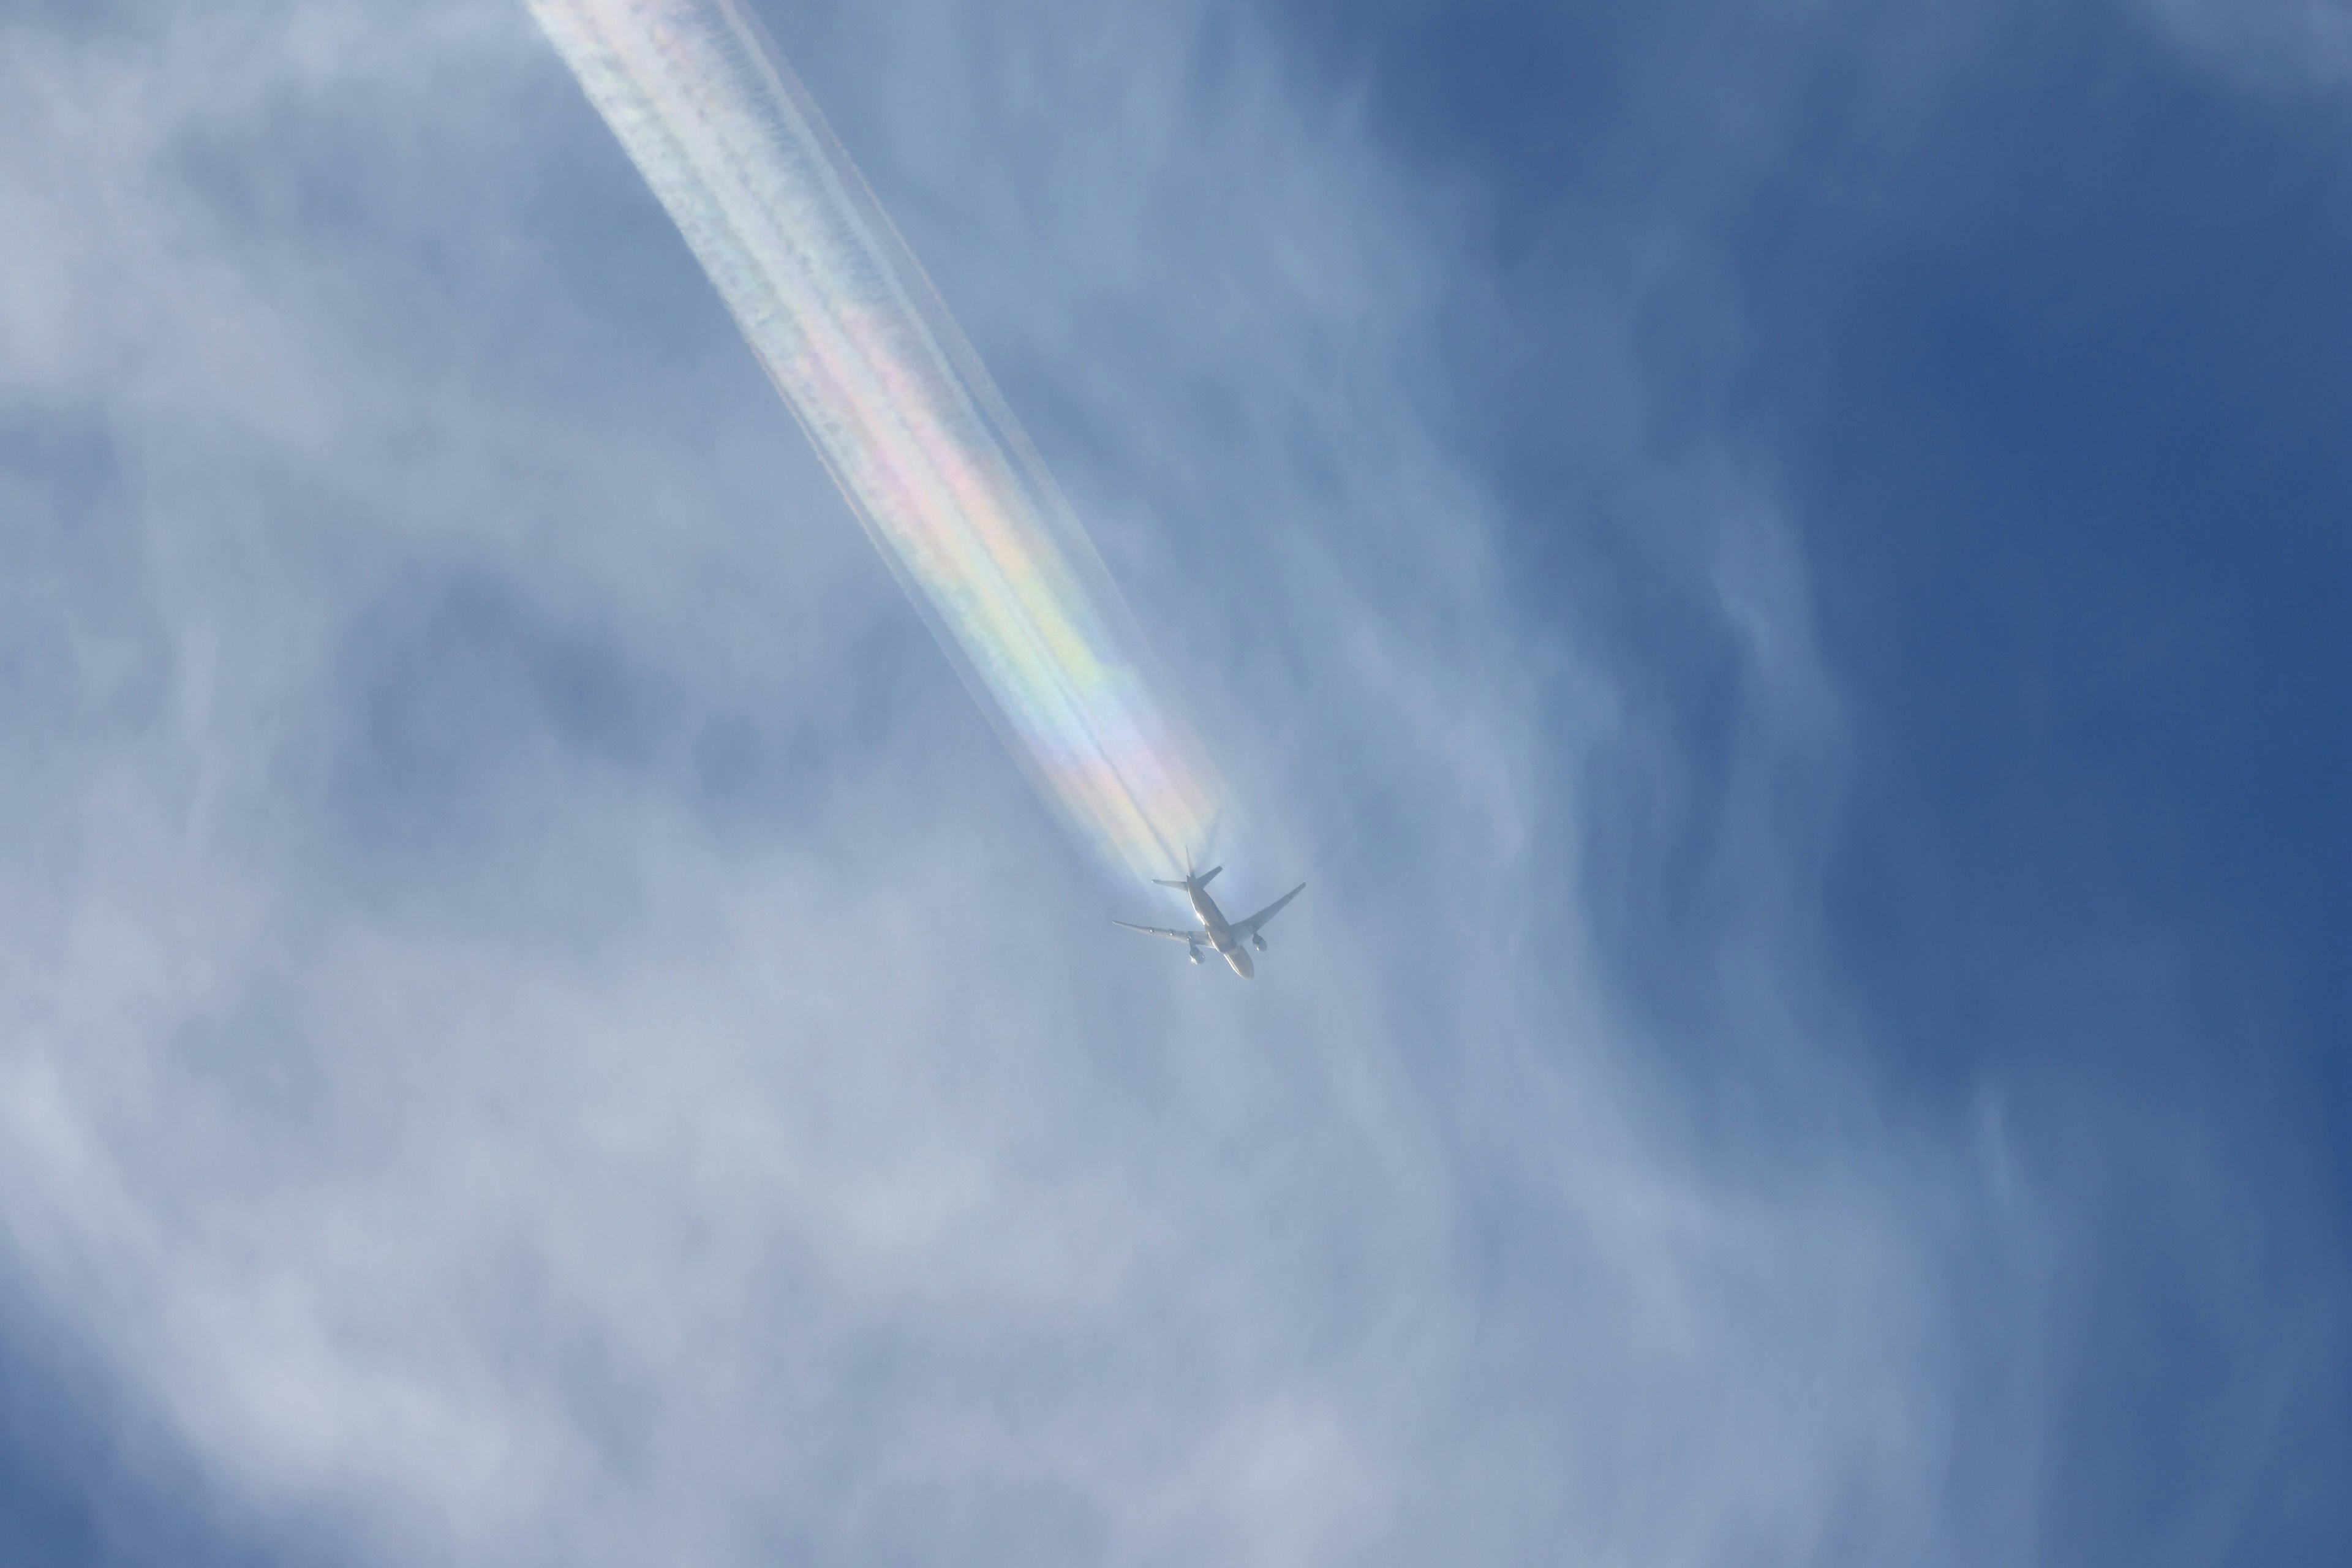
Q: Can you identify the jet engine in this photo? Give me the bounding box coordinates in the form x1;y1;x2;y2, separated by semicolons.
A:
1252;934;1267;952
1187;946;1204;965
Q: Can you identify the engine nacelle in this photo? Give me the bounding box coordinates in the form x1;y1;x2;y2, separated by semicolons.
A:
1187;946;1204;965
1252;934;1267;952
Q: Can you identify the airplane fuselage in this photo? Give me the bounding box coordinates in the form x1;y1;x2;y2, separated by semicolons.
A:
1187;887;1255;978
1117;867;1302;977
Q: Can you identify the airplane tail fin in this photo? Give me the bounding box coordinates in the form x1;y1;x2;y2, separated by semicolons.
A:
1153;865;1221;891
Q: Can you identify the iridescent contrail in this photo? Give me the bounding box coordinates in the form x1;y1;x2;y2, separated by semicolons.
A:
527;0;1226;883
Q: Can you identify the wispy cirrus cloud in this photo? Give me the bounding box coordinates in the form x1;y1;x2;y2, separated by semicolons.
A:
3;1;2341;1564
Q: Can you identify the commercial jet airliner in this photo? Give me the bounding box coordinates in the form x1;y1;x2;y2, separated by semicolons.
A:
1115;865;1305;978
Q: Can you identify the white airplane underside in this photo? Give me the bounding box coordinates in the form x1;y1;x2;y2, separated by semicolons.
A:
1115;863;1305;979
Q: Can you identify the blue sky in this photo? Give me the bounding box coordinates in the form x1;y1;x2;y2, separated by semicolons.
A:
1;0;2346;1563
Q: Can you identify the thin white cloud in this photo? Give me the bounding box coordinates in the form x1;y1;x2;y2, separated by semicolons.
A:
11;1;2328;1565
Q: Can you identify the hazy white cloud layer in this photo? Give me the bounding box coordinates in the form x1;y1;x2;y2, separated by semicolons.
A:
1;1;2338;1564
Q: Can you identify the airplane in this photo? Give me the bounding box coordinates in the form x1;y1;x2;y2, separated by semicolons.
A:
1115;864;1305;979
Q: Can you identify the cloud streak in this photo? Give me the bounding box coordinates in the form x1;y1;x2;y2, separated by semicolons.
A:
3;0;2344;1564
527;0;1227;886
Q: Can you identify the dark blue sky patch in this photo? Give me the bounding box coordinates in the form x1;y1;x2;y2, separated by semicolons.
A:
0;1283;301;1568
325;559;963;939
1721;9;2352;1099
1261;2;2352;1555
333;570;669;850
0;411;174;752
1267;0;2350;1100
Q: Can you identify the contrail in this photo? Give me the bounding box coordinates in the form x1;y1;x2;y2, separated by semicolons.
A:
527;0;1227;883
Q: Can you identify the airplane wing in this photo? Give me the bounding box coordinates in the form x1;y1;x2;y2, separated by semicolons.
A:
1114;921;1208;944
1229;883;1306;940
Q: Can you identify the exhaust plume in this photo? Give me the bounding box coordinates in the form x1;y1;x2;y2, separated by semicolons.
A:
527;0;1229;882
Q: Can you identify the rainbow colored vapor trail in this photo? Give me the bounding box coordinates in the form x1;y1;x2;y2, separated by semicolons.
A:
528;0;1227;884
